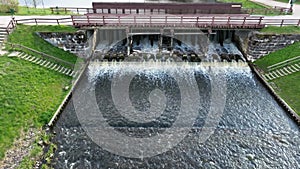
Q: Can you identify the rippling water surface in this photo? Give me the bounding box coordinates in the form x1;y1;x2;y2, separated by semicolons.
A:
53;62;300;169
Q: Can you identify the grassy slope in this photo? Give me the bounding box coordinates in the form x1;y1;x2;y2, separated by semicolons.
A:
254;35;300;116
8;25;78;64
254;41;300;71
218;0;266;8
272;71;300;115
0;55;71;159
261;26;300;34
0;6;73;16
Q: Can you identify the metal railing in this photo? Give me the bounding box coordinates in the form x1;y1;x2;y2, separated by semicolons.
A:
267;55;300;71
49;6;291;15
6;42;74;68
71;14;300;28
50;7;93;14
5;19;16;34
15;17;72;25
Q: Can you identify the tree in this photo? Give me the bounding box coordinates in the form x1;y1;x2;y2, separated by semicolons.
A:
0;0;19;13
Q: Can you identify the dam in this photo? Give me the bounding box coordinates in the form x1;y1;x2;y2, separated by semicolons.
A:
48;2;300;169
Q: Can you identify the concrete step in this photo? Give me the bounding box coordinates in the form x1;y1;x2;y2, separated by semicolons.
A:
44;61;51;67
286;66;296;73
62;68;69;74
279;69;288;76
17;52;25;58
36;59;44;65
32;58;40;63
269;72;277;79
283;67;291;74
50;64;58;70
40;60;47;66
24;55;32;60
66;69;72;75
274;70;284;77
21;54;28;59
28;56;36;62
291;65;299;71
59;67;66;73
54;65;61;71
295;64;300;69
263;74;271;81
49;63;55;69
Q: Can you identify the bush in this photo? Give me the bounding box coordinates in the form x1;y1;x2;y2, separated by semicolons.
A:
0;0;19;13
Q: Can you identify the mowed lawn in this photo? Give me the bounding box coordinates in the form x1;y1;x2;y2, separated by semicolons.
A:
254;39;300;116
8;25;78;64
254;41;300;72
0;55;71;159
272;71;300;115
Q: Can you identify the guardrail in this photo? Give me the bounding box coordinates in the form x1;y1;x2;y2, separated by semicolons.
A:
72;15;266;28
5;19;16;34
71;14;300;28
6;42;74;68
49;6;291;15
267;56;300;71
50;7;93;14
15;17;72;25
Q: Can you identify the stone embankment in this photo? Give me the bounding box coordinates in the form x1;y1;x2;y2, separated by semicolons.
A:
247;32;300;61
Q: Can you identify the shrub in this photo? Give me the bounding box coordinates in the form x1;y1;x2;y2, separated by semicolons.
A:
0;0;19;13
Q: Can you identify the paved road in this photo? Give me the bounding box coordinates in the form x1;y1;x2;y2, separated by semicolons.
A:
251;0;300;17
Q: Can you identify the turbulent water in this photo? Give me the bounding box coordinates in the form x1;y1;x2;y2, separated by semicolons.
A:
52;62;300;169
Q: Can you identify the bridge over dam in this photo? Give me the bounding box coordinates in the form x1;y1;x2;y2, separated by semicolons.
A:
71;2;300;29
47;2;300;169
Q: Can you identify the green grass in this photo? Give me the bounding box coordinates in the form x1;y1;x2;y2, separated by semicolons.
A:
0;6;73;16
254;41;300;71
8;25;78;64
261;26;300;34
0;55;71;159
271;72;300;115
218;0;267;8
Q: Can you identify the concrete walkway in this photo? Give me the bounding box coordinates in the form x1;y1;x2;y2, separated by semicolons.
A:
251;0;300;17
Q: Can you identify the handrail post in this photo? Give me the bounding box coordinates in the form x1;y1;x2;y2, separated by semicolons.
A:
298;19;300;26
280;19;284;27
227;16;231;27
57;19;60;25
165;16;167;25
71;15;74;25
258;17;263;26
118;15;121;26
211;17;215;27
35;19;38;25
180;16;183;26
242;16;246;28
102;15;105;25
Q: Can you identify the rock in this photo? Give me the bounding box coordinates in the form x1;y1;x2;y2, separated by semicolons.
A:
38;140;44;146
64;86;70;91
246;154;255;161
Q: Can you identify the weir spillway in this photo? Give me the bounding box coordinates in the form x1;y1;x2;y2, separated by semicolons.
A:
52;62;300;168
